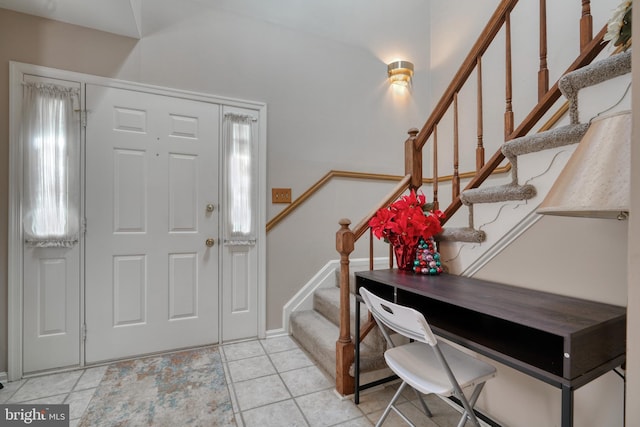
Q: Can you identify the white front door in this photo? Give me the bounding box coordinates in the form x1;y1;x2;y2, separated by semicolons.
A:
84;85;220;363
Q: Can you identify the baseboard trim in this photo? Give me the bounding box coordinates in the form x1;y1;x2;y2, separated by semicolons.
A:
265;328;287;339
0;372;8;383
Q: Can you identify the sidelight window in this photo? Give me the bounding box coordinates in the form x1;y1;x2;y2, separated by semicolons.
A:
223;113;256;243
22;82;80;247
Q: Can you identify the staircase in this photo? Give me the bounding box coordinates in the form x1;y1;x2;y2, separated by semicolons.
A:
440;50;632;274
288;0;632;395
290;48;631;386
290;286;387;380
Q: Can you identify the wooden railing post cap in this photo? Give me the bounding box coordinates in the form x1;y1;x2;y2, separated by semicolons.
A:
407;128;419;137
336;218;355;254
338;218;351;227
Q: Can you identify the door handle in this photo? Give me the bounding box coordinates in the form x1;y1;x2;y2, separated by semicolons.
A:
205;238;215;247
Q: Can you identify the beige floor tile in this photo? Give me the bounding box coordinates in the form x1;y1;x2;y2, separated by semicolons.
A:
367;400;439;427
270;348;314;373
0;379;26;403
17;394;67;405
73;366;107;391
242;399;308;427
355;385;408;416
260;336;300;354
8;371;83;403
296;389;363;427
233;374;291;411
223;341;266;362
280;365;332;397
65;388;97;420
333;417;374;427
228;355;276;383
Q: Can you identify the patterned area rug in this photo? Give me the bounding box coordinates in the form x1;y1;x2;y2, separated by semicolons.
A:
79;346;235;427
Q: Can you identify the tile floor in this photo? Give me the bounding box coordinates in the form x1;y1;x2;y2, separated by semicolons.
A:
0;336;474;427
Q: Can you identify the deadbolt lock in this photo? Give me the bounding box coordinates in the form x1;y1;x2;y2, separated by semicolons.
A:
205;238;215;247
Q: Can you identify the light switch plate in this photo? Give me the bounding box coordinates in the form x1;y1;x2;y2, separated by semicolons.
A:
272;188;292;204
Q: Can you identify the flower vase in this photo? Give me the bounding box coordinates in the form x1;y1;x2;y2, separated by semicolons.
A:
392;243;418;271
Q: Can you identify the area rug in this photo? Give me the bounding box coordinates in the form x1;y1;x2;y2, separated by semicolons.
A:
79;346;235;426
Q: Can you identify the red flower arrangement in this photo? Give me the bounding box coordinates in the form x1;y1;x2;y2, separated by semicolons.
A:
369;190;444;244
369;190;444;270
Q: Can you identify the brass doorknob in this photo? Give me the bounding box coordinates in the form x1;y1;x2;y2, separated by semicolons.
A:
205;238;215;247
206;204;215;213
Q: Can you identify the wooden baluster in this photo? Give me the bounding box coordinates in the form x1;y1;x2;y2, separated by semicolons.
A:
335;219;355;395
433;124;439;211
538;0;549;101
404;128;421;190
452;93;460;200
580;1;593;51
369;228;374;271
476;57;485;171
504;10;514;139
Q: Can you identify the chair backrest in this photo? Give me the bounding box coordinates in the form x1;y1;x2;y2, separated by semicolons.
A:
359;287;438;346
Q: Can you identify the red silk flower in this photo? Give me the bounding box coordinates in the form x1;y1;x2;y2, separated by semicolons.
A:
369;190;444;246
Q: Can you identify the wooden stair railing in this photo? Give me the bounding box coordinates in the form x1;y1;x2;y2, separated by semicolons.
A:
335;0;608;395
266;164;512;232
442;24;608;222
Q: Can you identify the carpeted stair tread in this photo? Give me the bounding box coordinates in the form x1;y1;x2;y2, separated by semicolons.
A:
436;227;486;243
460;183;536;205
314;287;386;352
290;309;386;378
560;50;631;124
501;123;589;158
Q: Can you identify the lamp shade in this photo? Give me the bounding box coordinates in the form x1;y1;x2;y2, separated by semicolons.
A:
537;110;630;219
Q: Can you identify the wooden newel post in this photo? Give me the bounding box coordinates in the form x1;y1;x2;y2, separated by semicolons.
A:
335;218;355;395
405;128;422;190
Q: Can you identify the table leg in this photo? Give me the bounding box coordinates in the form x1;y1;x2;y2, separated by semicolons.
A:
354;295;361;404
561;384;573;427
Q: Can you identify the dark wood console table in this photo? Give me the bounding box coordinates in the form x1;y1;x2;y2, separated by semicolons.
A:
354;269;626;427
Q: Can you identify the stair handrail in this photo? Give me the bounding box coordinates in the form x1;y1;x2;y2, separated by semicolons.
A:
415;0;519;152
266;165;513;232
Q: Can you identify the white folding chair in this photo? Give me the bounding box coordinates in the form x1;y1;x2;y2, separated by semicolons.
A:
359;287;496;427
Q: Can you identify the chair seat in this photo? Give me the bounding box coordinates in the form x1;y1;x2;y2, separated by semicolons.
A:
384;341;496;396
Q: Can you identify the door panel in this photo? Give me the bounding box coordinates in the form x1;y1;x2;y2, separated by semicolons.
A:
221;107;260;341
23;248;80;372
85;85;220;363
22;75;81;373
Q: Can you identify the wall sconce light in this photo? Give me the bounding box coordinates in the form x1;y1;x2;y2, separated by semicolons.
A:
387;60;414;87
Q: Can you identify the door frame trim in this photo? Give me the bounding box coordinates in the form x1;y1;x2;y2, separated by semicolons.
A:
8;61;267;380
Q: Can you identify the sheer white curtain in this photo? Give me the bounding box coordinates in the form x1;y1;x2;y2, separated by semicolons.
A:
224;113;256;243
22;82;80;247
